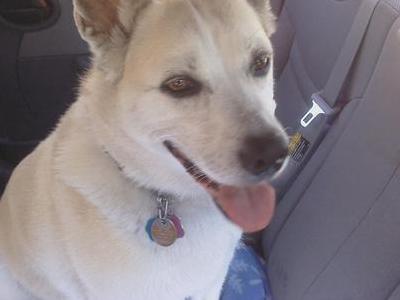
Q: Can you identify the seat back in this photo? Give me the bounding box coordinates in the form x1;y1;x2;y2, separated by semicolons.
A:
0;0;89;166
264;0;400;299
0;160;12;196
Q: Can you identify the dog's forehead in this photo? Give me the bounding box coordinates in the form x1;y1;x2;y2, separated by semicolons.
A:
129;0;270;64
160;0;266;41
122;0;272;86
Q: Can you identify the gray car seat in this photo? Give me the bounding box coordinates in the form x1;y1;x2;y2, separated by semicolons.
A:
263;0;400;299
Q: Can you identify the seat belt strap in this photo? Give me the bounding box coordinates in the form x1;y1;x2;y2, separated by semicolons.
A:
323;0;381;108
273;0;381;194
300;0;381;129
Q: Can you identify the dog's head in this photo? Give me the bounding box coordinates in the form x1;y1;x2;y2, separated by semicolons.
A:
74;0;288;197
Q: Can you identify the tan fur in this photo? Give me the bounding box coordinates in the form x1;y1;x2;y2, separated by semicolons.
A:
0;1;285;299
74;0;121;34
248;0;277;36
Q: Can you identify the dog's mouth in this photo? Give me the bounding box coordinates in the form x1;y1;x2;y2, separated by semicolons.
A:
164;141;220;191
164;141;276;233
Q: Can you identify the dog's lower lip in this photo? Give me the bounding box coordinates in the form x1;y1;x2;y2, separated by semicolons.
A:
164;141;220;191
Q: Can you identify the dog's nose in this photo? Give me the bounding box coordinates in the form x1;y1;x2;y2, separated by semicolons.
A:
239;133;288;176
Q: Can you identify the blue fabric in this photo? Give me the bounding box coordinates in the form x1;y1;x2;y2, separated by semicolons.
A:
221;243;272;300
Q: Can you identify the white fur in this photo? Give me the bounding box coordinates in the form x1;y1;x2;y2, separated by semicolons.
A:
0;0;284;299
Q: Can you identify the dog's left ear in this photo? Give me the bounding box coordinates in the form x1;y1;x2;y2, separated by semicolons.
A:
247;0;276;37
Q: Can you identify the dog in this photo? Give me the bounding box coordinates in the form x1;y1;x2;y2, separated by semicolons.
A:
0;0;288;299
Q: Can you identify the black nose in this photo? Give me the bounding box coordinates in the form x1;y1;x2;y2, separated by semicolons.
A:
239;133;288;176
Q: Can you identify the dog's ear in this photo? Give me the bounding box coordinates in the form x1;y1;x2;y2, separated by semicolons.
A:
247;0;276;37
73;0;150;53
73;0;125;48
73;0;151;76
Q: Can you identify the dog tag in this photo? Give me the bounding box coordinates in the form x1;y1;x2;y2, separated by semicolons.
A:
170;214;185;238
151;218;178;247
146;194;185;247
146;217;157;241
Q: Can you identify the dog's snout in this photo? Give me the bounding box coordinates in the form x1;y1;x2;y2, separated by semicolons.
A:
239;133;288;176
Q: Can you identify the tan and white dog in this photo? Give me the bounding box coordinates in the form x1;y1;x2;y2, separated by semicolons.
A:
0;0;288;299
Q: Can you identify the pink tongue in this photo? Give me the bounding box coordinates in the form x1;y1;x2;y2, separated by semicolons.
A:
206;183;276;233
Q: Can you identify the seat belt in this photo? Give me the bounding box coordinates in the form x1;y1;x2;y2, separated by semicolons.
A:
272;0;381;195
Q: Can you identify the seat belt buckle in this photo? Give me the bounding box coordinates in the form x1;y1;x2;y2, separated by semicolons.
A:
300;93;334;128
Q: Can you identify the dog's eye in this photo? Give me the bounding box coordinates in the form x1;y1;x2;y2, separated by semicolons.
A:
161;76;202;98
251;52;271;77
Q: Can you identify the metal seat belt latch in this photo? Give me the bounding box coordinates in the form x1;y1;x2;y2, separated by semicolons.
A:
300;93;335;128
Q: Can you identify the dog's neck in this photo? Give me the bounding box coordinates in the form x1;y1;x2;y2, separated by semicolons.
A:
96;124;207;202
103;149;177;203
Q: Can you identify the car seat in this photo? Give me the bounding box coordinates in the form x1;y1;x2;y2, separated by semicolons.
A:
263;0;400;299
0;0;89;193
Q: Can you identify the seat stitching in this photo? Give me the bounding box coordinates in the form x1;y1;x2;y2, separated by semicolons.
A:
383;0;400;13
384;278;400;299
301;162;400;299
352;1;400;100
275;5;296;82
268;0;398;258
267;98;361;258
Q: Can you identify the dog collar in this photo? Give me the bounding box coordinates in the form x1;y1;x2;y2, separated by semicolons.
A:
103;150;185;247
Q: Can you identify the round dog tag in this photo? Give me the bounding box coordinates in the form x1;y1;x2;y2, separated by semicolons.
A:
151;218;178;247
170;214;185;238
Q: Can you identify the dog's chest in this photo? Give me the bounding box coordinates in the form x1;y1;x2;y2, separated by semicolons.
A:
74;197;241;299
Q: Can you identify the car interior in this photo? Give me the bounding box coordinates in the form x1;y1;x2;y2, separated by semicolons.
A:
1;0;400;299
